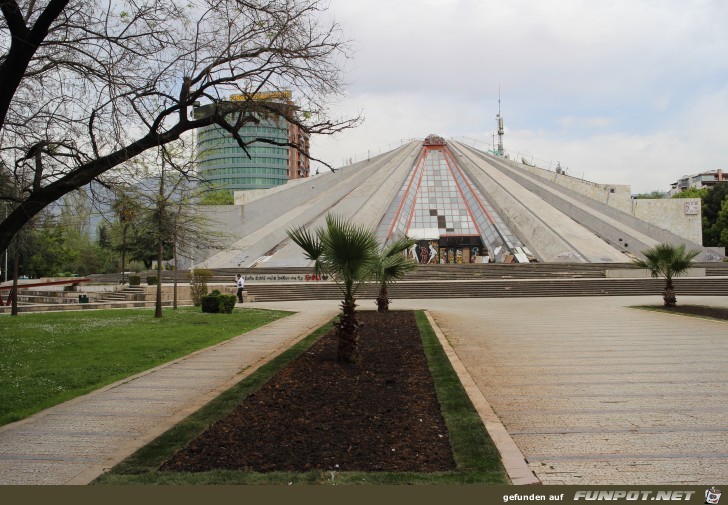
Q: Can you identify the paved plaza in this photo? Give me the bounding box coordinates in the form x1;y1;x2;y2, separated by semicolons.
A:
0;295;725;485
423;296;728;485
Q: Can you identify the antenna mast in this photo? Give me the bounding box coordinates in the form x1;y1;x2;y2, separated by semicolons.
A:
496;86;505;156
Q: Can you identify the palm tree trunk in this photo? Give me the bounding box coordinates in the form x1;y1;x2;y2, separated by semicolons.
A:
663;278;677;307
376;284;389;313
337;295;359;364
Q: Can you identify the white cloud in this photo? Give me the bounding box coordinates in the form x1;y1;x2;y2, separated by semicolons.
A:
311;0;728;193
555;116;616;129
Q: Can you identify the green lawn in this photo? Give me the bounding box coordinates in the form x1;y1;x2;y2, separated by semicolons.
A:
94;311;508;485
0;307;292;426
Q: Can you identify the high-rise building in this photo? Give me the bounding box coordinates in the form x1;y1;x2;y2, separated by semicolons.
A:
194;91;310;192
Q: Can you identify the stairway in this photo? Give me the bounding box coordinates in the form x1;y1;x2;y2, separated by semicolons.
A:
101;286;146;302
245;277;728;303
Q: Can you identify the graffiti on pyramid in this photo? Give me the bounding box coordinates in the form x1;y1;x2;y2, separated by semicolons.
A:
196;136;719;269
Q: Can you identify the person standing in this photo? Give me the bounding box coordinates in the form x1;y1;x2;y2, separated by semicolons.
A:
236;274;245;303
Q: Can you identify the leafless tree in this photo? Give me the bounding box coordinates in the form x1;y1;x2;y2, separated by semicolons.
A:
131;140;229;318
0;0;359;253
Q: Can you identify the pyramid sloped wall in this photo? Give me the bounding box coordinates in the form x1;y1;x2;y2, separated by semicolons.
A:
449;142;627;263
197;142;421;268
498;155;703;245
453;142;713;261
194;139;717;268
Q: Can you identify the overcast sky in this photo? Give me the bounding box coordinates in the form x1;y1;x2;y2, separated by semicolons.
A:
308;0;727;194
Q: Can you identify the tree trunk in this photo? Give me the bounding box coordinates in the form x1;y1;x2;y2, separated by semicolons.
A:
154;238;163;318
336;297;359;364
11;248;19;316
121;226;127;285
376;284;389;313
172;241;178;310
663;278;677;307
154;159;165;319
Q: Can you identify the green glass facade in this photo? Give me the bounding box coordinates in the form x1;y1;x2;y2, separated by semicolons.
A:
195;110;292;191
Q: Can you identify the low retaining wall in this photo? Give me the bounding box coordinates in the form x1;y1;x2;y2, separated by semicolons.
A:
605;268;706;278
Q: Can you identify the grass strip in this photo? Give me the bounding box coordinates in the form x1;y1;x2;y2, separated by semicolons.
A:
94;310;507;484
0;307;291;426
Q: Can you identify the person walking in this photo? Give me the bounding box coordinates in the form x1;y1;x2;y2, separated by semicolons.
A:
236;274;245;303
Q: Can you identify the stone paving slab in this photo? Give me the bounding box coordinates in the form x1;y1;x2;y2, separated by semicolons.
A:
427;295;728;485
501;412;723;432
0;308;336;485
531;458;728;485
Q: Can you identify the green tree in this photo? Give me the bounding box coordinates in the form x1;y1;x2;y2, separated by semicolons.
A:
632;243;700;307
288;214;379;364
703;184;728;246
125;219;174;270
25;214;72;277
97;224;111;250
199;189;234;205
671;188;708;200
672;185;728;246
633;190;667;199
111;193;140;283
717;198;728;246
374;236;418;313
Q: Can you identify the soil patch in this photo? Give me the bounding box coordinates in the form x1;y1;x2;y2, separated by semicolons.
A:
646;305;728;321
160;311;456;473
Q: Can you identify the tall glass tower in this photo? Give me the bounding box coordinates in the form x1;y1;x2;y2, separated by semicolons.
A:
194;92;310;192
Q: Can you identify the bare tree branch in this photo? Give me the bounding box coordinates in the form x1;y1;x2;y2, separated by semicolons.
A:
0;0;361;252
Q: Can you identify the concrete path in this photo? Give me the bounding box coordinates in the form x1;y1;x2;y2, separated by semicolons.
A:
0;307;337;484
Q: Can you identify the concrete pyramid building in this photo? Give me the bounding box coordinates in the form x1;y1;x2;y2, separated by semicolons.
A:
198;136;718;268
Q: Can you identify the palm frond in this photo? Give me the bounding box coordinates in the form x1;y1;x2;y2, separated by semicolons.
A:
321;214;379;284
378;252;418;285
633;243;700;280
381;235;418;259
287;225;324;275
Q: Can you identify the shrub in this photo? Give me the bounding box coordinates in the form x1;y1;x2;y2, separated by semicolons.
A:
218;294;237;314
147;276;158;285
200;294;220;313
210;289;221;296
189;269;213;307
128;275;141;286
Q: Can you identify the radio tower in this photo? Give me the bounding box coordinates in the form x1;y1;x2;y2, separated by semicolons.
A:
496;88;505;156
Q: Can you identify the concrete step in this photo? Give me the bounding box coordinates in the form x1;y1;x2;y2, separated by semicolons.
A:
245;277;728;302
89;261;728;285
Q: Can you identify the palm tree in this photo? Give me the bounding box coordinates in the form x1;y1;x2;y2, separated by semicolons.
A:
633;243;700;307
287;214;379;364
374;236;418;313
